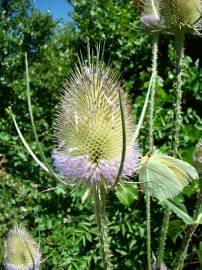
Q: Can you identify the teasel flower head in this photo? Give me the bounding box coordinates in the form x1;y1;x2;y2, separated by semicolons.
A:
52;49;139;188
4;225;41;270
193;138;202;173
140;0;161;32
159;0;202;35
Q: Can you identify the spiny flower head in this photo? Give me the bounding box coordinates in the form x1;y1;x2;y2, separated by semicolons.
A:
159;0;202;35
4;225;41;270
52;50;139;187
140;0;161;32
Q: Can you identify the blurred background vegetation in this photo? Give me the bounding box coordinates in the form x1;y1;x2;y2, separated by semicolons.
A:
0;0;201;269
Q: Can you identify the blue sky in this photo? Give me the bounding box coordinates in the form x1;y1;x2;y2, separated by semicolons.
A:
34;0;74;22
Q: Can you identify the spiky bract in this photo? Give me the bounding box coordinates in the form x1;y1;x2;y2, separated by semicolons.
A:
4;226;41;270
159;0;202;34
141;0;160;32
52;52;139;187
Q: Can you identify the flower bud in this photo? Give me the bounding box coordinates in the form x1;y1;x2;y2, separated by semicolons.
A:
140;0;160;32
141;14;160;30
4;225;41;270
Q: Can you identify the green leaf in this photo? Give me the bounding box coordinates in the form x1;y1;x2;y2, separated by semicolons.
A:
0;132;11;142
164;199;194;225
116;182;138;206
195;200;202;224
167;220;187;243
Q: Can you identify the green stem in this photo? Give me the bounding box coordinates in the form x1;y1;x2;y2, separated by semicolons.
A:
172;176;201;270
157;32;184;270
170;32;188;270
156;207;170;270
173;32;184;158
146;35;158;270
149;35;158;152
92;184;112;270
146;192;152;270
171;224;198;270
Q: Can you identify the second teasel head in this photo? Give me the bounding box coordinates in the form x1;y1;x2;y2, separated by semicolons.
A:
159;0;202;35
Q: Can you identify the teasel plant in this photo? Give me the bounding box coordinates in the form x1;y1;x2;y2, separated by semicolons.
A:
139;1;160;269
4;225;41;270
154;1;202;268
51;46;142;269
9;46;157;269
159;0;202;157
9;43;199;268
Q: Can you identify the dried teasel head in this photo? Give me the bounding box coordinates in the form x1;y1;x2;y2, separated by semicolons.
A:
159;0;202;35
52;48;140;188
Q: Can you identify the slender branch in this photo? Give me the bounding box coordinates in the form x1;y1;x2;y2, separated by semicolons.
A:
149;35;158;152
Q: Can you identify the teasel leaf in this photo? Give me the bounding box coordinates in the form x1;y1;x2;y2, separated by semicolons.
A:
139;151;199;201
195;201;202;224
164;199;194;225
116;182;139;206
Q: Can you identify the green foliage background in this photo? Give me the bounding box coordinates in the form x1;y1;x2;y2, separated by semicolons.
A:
0;0;201;269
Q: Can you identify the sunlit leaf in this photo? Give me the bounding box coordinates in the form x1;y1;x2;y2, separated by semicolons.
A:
116;182;139;206
164;199;194;224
